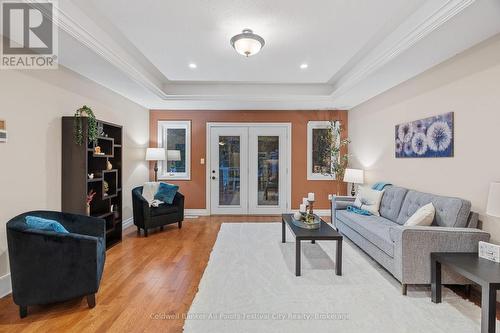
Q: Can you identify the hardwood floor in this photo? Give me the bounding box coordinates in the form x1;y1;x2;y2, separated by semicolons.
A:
0;216;282;333
0;215;496;332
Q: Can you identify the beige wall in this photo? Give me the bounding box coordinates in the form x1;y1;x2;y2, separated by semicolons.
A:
0;67;150;277
349;34;500;242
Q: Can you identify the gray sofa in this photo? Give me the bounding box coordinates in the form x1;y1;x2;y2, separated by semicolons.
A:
332;186;490;294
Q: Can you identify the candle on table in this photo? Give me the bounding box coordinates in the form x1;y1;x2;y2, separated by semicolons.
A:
299;204;306;213
302;198;309;206
308;192;315;201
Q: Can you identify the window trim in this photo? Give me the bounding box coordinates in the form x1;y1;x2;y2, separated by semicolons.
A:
157;120;191;180
307;121;336;181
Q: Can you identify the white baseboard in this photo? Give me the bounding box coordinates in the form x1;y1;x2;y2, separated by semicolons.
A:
185;209;210;217
0;273;11;298
122;217;134;230
290;209;331;217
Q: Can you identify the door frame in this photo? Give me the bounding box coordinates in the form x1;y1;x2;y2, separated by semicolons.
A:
206;122;292;215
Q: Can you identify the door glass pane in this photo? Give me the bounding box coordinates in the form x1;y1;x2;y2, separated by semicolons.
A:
219;136;240;206
258;136;279;206
166;128;186;173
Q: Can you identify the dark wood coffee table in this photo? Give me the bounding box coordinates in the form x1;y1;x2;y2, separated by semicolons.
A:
431;252;500;333
281;213;343;276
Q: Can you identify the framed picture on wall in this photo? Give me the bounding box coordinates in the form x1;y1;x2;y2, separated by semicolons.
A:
0;119;6;143
395;112;454;158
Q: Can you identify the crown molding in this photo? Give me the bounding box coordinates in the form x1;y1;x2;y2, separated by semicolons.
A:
24;0;480;108
26;0;169;99
330;0;475;99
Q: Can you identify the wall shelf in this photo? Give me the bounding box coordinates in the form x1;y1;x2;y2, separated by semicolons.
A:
62;117;123;249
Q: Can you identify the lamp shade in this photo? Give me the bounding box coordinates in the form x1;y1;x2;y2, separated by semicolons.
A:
145;148;165;161
167;150;181;161
343;168;364;184
486;182;500;217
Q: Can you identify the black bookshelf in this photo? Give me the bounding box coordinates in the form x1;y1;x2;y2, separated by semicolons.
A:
62;117;123;248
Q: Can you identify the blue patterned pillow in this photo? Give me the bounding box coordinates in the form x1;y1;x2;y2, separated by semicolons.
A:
25;216;69;233
154;182;179;204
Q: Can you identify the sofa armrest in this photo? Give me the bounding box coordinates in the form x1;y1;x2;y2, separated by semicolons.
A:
331;196;356;226
331;196;355;210
172;192;185;220
59;212;106;239
390;226;490;284
132;187;151;228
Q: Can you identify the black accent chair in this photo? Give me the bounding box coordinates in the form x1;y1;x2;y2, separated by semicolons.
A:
132;186;184;237
6;211;106;318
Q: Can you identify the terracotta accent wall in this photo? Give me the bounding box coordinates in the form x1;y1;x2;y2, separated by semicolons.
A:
150;110;348;210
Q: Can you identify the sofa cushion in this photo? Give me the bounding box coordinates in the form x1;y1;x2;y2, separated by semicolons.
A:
404;203;435;226
25;216;69;234
379;186;408;222
336;210;395;257
396;190;471;227
353;186;385;216
151;204;179;217
154;182;179;204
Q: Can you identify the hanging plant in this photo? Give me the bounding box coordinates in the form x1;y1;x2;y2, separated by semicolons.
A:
74;105;98;146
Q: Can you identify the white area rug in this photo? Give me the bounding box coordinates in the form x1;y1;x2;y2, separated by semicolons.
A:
184;223;499;333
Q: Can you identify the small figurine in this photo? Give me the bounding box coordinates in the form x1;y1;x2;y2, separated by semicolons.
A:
94;146;101;154
88;173;94;179
106;160;113;170
103;181;109;195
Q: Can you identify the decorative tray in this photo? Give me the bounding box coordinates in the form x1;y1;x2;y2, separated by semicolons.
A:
291;213;321;230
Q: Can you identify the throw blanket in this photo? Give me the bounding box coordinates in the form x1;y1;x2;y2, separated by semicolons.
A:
372;182;392;191
347;205;372;216
142;182;164;207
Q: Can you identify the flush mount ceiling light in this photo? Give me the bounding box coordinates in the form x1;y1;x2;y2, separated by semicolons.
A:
230;29;265;57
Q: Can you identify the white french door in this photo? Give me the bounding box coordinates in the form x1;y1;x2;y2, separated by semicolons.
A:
209;124;290;215
248;126;287;214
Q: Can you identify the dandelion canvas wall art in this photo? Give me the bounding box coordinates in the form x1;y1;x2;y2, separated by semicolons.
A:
395;112;454;158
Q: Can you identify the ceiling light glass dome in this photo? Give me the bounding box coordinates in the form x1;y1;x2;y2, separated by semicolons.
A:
230;29;265;57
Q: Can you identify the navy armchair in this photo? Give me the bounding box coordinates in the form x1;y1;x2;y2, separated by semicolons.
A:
6;210;106;318
132;186;184;237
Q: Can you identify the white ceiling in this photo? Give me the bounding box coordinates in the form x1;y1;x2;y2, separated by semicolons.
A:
84;0;425;84
50;0;500;109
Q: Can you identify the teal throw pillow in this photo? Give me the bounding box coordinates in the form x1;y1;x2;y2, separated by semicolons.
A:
25;216;69;233
154;182;179;204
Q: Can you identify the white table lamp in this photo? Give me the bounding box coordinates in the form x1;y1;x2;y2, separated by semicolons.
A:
146;148;166;181
486;182;500;217
343;168;364;196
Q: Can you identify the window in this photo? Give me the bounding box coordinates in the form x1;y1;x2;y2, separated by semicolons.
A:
157;121;191;180
307;121;339;180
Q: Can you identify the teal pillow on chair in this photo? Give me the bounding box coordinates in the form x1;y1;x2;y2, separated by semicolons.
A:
154;183;179;204
25;216;69;233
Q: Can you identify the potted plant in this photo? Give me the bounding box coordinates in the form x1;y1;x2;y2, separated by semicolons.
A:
74;105;98;146
323;120;350;195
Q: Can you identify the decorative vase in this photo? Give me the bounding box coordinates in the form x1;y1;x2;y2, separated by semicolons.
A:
106;160;112;170
86;203;90;216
